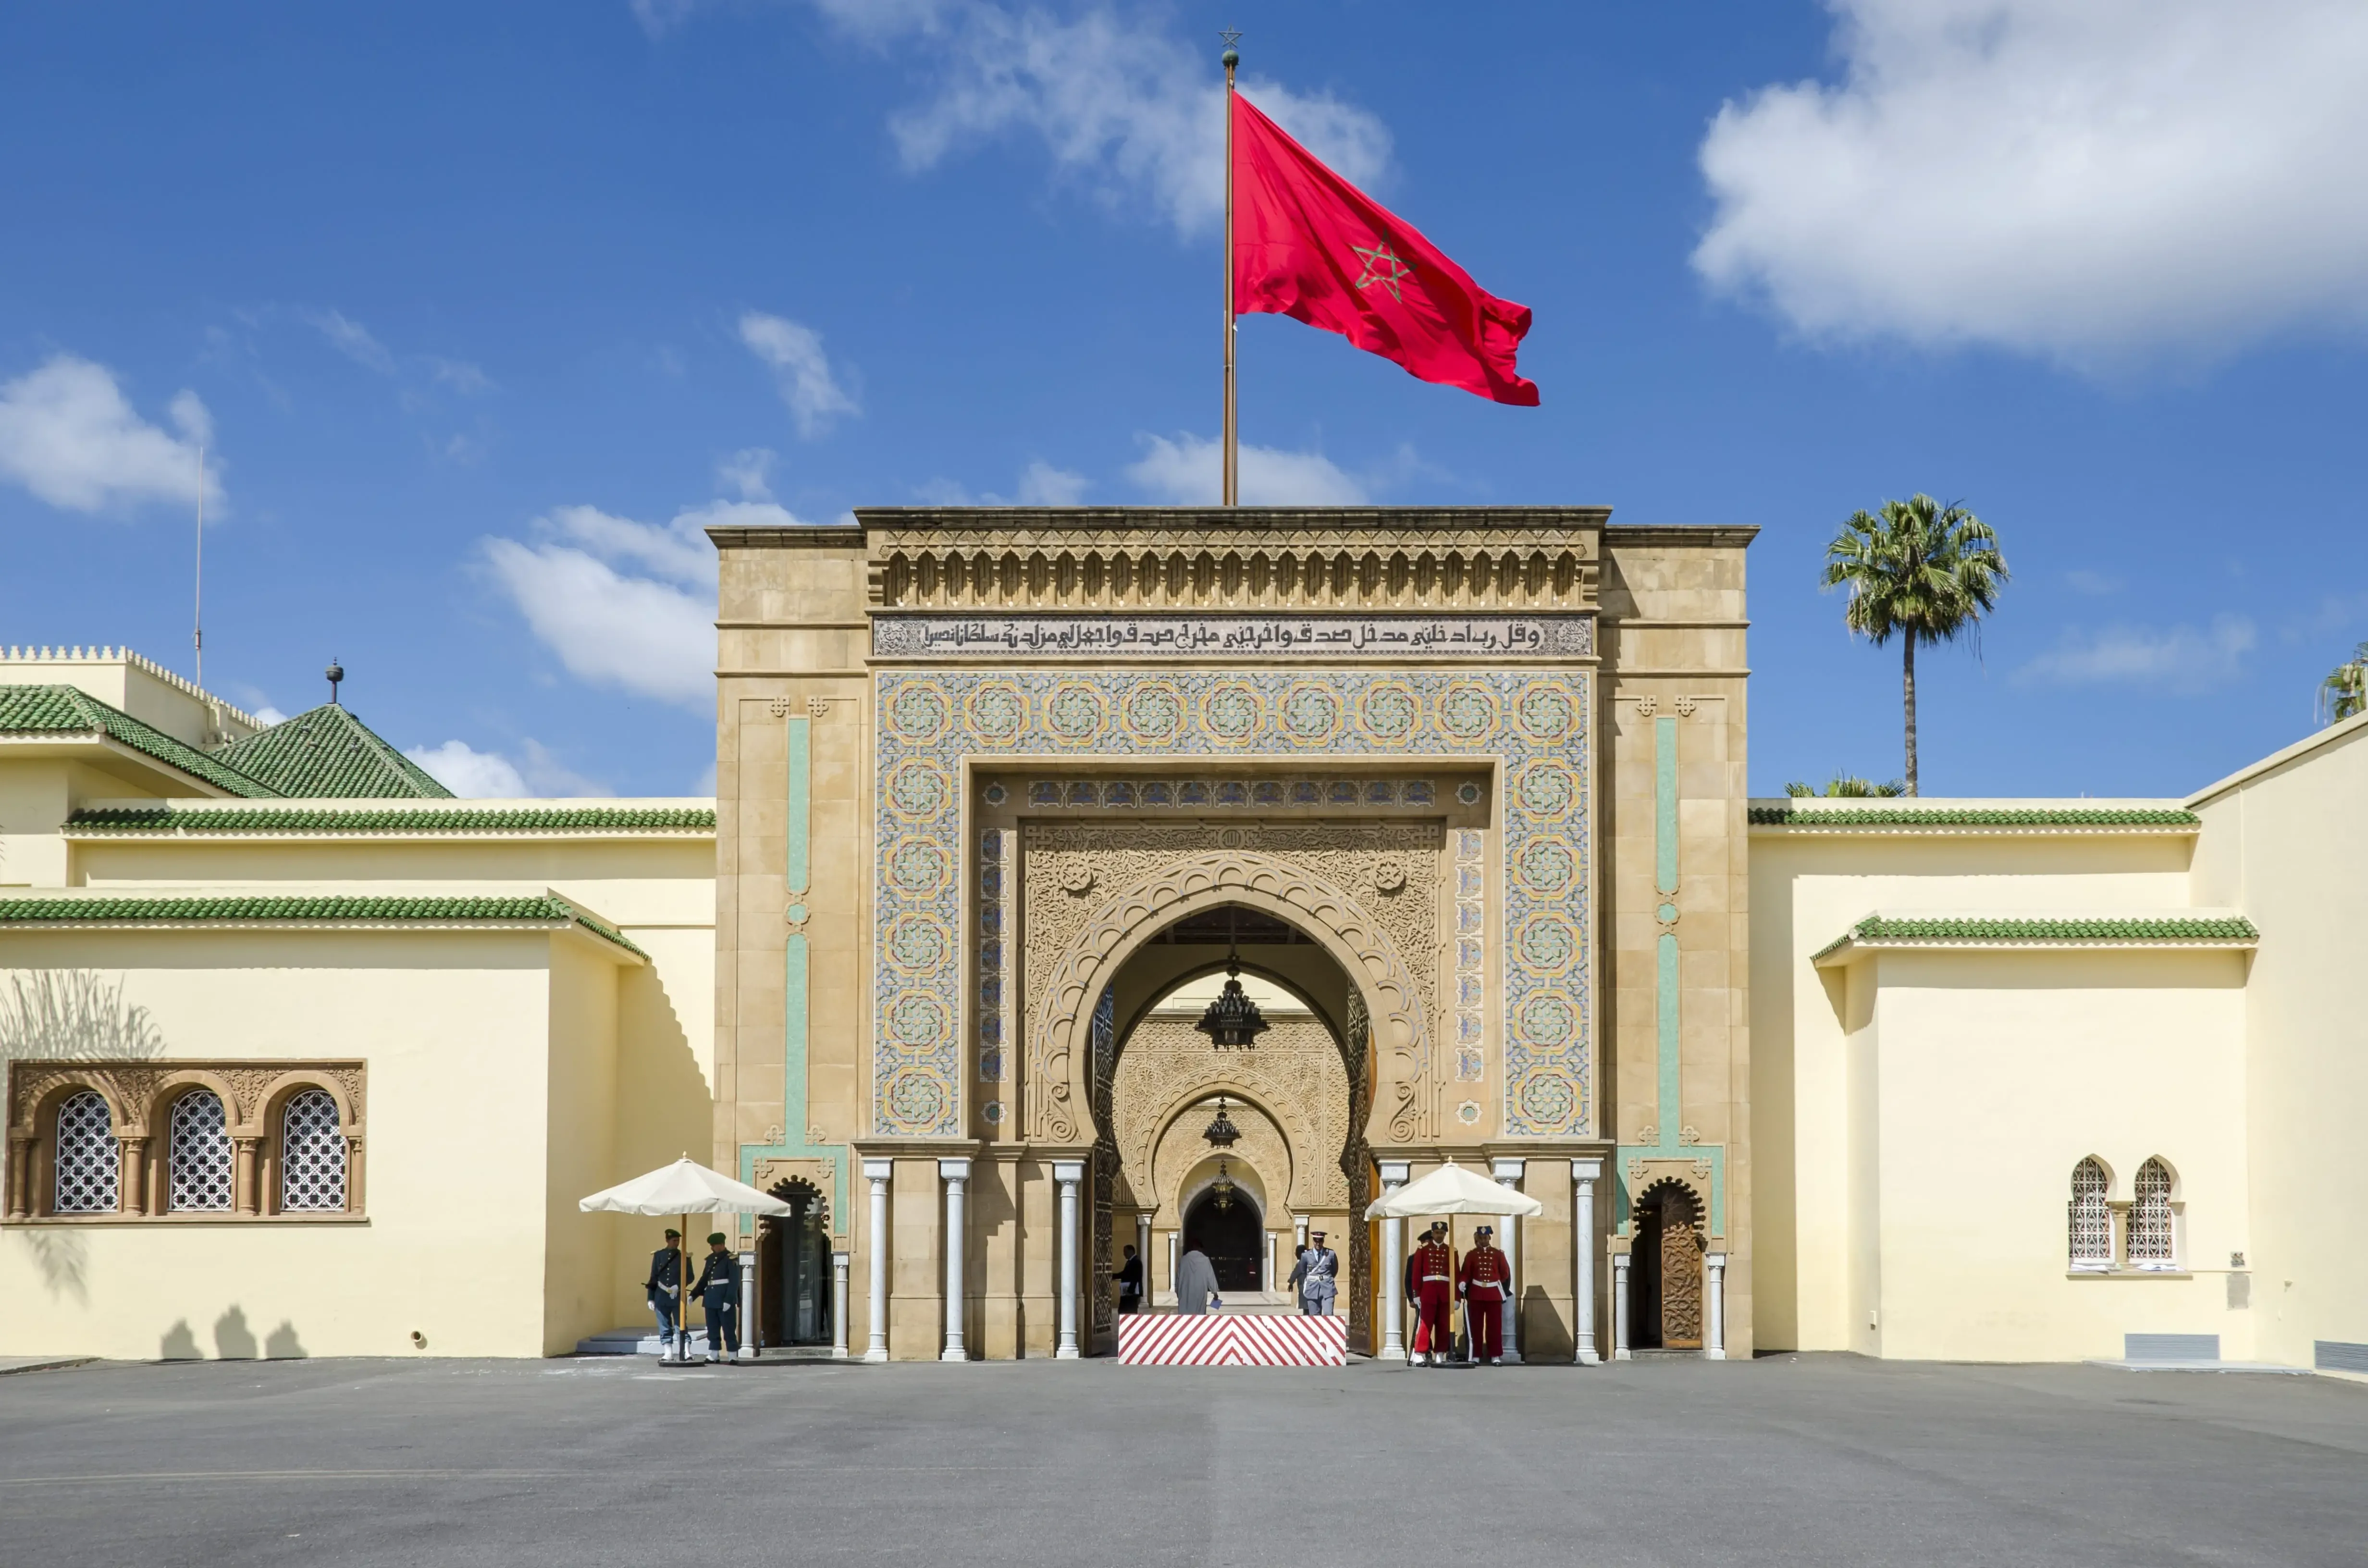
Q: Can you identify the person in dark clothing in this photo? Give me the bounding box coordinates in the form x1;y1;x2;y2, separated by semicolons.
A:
691;1233;741;1363
644;1228;684;1359
1115;1243;1145;1314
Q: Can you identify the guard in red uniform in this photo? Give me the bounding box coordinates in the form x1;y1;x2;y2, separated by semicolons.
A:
1458;1224;1513;1365
1410;1225;1457;1366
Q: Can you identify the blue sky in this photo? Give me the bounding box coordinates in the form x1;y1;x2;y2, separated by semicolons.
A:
3;1;2363;798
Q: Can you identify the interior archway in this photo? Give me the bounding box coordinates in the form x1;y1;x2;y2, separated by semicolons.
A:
1183;1186;1265;1293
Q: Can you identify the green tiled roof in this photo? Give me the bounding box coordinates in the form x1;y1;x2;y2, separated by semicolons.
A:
1813;914;2260;960
210;704;453;799
66;805;715;835
1751;804;2199;829
0;894;642;956
0;684;279;797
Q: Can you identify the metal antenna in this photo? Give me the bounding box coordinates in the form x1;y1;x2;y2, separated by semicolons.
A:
193;442;205;690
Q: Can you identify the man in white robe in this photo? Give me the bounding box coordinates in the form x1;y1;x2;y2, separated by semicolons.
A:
1174;1242;1221;1315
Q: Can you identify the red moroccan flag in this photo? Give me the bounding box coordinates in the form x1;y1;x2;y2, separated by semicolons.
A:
1231;92;1539;405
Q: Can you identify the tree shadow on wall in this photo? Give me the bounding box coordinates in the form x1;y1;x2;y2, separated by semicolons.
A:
2;970;170;1303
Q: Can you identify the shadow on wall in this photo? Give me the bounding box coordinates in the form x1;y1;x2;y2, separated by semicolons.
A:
159;1306;308;1360
1;970;170;1304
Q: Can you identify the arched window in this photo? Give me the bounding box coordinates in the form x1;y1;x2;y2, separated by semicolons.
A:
2128;1158;2176;1269
168;1090;234;1212
2068;1157;2112;1270
279;1089;345;1212
53;1090;120;1214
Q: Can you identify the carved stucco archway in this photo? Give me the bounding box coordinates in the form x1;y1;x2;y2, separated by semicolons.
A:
1026;851;1432;1148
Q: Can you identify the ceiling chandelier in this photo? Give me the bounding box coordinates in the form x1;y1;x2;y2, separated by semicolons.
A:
1195;919;1269;1049
1201;1096;1241;1149
1210;1158;1237;1212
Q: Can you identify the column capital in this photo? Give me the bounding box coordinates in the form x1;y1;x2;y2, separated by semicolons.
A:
1490;1157;1527;1182
1050;1159;1085;1184
937;1156;973;1182
862;1157;894;1182
1705;1251;1728;1268
1571;1157;1603;1181
1377;1159;1410;1185
832;1250;851;1268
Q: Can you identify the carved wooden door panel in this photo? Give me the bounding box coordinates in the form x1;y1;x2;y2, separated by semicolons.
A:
1659;1216;1703;1349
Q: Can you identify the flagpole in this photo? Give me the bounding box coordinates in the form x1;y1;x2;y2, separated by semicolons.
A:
1221;38;1239;508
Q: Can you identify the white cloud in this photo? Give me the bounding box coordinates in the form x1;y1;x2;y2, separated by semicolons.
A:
1125;432;1369;506
2064;570;2123;597
484;494;814;710
0;355;221;514
629;0;702;38
738;312;858;438
306;308;396;374
1693;0;2368;364
407;737;612;799
820;2;1388;237
408;739;529;797
1014;459;1086;506
429;357;495;395
251;705;289;726
717;447;777;502
2014;614;2257;691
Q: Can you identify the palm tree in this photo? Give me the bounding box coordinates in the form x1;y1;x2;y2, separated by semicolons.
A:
1784;774;1908;798
2320;642;2368;725
1822;495;2008;796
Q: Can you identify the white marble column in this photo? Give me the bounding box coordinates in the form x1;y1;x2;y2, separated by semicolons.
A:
1264;1231;1276;1292
939;1157;971;1361
1135;1213;1152;1310
1612;1252;1632;1361
1705;1251;1728;1360
1572;1160;1601;1365
737;1250;758;1362
1295;1214;1308;1250
1491;1158;1526;1364
1053;1160;1084;1359
863;1158;892;1363
830;1250;851;1359
1378;1160;1409;1360
1168;1231;1178;1302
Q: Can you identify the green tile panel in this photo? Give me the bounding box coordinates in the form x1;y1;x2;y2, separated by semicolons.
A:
1814;914;2260;961
0;894;644;956
1751;804;2199;828
0;684;278;797
66;805;715;835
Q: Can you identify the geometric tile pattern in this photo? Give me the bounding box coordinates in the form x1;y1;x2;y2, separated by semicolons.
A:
874;668;1591;1139
168;1090;234;1212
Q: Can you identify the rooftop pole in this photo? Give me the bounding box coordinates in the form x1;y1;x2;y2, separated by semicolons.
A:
193;442;205;690
1221;31;1240;508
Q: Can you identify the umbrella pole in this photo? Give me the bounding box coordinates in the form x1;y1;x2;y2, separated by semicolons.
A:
679;1212;691;1364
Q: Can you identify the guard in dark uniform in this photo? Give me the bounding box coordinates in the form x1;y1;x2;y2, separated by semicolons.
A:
644;1227;683;1359
691;1232;741;1363
1458;1224;1513;1365
1115;1243;1145;1314
1411;1225;1457;1366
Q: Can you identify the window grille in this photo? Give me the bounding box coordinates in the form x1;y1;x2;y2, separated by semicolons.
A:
169;1090;234;1212
2068;1156;2112;1269
2128;1158;2176;1269
279;1090;345;1212
53;1090;120;1213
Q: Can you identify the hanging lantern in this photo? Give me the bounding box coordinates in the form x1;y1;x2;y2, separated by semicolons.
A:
1202;1096;1241;1149
1195;955;1269;1049
1210;1158;1237;1213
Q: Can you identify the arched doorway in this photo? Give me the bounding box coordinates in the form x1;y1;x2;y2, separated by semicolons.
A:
1631;1180;1704;1351
757;1179;833;1349
1183;1188;1264;1292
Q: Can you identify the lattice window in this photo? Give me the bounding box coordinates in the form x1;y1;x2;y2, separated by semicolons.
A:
279;1090;346;1212
2128;1158;2176;1269
53;1090;119;1214
2068;1156;2113;1269
169;1090;234;1212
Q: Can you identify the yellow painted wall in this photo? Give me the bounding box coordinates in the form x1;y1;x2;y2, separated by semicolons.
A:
1;929;566;1359
2191;716;2368;1368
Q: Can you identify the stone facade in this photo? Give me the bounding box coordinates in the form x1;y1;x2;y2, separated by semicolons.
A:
712;507;1757;1360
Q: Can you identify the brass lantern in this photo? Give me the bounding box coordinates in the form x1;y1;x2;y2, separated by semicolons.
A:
1210;1158;1237;1213
1195;955;1269;1050
1202;1096;1241;1150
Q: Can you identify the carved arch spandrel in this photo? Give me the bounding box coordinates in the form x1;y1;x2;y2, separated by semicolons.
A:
1027;852;1432;1147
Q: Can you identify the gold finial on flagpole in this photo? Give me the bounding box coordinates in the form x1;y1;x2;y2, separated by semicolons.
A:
1220;29;1240;508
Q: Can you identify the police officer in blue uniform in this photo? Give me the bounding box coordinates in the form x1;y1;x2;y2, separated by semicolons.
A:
691;1232;742;1363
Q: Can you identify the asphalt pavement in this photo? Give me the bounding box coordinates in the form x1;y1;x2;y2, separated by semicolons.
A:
1;1352;2363;1567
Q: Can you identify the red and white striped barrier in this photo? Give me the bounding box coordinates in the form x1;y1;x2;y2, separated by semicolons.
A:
1118;1312;1348;1366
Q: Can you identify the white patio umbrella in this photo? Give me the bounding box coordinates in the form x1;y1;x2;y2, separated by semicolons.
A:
1363;1159;1543;1219
580;1156;793;1364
